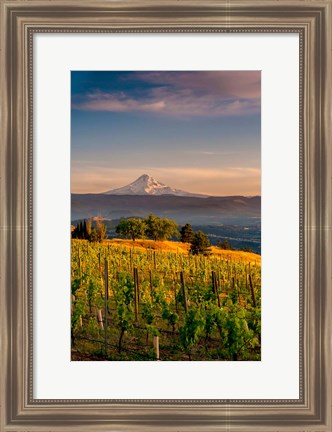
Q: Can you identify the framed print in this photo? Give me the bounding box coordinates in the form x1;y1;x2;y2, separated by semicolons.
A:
0;0;331;430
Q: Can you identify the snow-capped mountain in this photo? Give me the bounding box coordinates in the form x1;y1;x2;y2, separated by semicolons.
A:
103;174;208;197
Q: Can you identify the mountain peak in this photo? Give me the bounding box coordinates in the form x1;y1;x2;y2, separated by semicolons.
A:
137;173;150;180
103;174;208;197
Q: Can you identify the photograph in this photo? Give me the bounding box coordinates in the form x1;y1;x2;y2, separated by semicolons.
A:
70;71;262;361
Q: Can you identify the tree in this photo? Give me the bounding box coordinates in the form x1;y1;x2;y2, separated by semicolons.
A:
180;223;195;243
86;219;92;238
189;230;212;256
145;214;179;241
217;239;235;250
89;228;99;242
72;219;89;240
94;219;107;242
83;220;88;239
115;219;131;240
145;214;160;241
71;223;79;239
115;218;146;241
158;218;179;241
71;218;107;242
240;246;254;253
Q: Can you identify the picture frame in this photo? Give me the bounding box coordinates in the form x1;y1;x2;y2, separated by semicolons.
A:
0;0;331;430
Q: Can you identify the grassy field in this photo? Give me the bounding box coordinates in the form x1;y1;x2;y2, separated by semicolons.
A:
71;239;261;361
106;238;261;263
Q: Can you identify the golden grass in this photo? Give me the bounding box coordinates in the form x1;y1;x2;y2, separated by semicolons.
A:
210;247;261;264
105;238;261;264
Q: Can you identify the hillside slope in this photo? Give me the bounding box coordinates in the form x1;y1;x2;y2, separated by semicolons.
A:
104;238;261;264
71;194;261;225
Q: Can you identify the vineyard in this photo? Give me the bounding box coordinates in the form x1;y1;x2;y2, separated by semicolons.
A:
71;239;261;361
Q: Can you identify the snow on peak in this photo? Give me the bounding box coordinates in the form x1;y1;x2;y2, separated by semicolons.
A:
103;174;208;197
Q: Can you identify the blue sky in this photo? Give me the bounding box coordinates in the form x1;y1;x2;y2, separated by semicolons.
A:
71;71;261;196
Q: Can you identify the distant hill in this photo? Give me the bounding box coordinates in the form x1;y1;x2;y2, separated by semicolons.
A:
71;194;260;225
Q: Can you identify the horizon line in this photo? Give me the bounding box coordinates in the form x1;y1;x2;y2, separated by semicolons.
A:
71;191;261;198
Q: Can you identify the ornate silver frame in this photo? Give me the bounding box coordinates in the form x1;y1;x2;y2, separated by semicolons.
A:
1;1;331;430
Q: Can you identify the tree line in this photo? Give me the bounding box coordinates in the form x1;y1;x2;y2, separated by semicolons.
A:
72;218;107;243
72;214;253;255
115;215;212;256
72;215;212;256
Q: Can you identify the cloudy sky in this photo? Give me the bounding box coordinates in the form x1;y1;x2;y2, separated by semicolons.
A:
71;71;261;196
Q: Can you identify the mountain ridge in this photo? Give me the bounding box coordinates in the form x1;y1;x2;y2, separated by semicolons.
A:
71;193;261;225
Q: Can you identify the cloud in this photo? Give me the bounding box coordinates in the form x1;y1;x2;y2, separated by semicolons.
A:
186;150;248;156
194;151;218;155
74;91;166;113
155;166;260;181
72;71;260;118
155;166;261;196
135;71;261;100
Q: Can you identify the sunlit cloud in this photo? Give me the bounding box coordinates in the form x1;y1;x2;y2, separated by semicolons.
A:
72;71;261;118
72;91;259;117
129;71;261;100
186;150;247;156
73;91;166;113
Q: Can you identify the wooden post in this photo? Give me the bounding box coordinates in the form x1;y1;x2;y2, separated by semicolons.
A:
153;251;157;270
71;294;75;314
212;271;221;307
154;336;160;360
134;267;139;321
137;268;140;303
97;309;104;330
232;277;239;303
149;269;153;299
211;271;216;295
104;259;109;355
249;274;257;307
180;271;188;313
215;272;220;307
173;277;178;312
